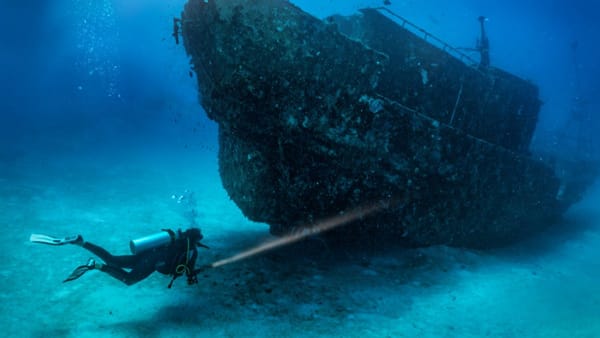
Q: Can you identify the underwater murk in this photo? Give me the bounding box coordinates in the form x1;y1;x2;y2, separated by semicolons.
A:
1;0;599;337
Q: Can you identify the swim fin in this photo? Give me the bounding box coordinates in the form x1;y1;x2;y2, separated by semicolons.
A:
63;258;96;283
29;234;82;246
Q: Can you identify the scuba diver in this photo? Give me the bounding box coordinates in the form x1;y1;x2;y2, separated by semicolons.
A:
477;15;490;68
30;228;208;288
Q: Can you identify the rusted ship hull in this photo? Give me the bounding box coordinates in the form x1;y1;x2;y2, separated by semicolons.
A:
181;0;578;247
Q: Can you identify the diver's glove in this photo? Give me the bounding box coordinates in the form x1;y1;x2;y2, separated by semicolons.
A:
186;264;213;285
187;274;198;286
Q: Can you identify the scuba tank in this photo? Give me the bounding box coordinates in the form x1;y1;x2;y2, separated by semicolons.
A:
129;229;178;254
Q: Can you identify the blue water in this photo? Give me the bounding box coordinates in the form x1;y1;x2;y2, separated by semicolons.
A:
1;0;599;337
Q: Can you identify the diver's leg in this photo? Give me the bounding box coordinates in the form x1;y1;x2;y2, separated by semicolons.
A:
98;264;154;286
81;242;137;268
115;252;162;285
96;250;158;285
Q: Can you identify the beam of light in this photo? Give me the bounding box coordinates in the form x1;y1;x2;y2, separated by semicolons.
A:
210;201;387;268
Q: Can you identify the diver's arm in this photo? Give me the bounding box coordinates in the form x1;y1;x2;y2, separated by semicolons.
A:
185;248;200;283
190;247;198;267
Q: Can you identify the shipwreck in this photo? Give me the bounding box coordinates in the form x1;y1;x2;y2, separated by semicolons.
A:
179;0;595;248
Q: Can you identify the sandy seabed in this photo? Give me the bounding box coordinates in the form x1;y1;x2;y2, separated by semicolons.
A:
1;147;599;338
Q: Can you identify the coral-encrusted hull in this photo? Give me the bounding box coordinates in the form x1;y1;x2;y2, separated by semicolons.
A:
181;0;572;247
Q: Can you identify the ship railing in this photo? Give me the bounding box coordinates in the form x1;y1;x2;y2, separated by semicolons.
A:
375;7;480;67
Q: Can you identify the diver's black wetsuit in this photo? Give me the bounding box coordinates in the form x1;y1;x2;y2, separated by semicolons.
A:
82;235;199;287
